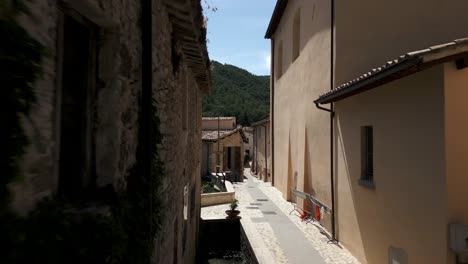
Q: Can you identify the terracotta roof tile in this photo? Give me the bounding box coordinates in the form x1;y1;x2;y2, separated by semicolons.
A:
315;38;468;104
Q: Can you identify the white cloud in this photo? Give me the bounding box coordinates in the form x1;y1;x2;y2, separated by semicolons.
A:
264;53;271;71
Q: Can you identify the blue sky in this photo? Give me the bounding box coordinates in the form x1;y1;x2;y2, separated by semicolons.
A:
203;0;276;76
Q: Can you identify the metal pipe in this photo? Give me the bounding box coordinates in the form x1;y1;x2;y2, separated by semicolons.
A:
271;39;275;186
315;0;337;243
330;0;337;242
314;102;333;113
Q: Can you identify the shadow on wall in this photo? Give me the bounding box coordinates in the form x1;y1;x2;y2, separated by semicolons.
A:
275;0;331;79
334;111;371;264
333;72;446;264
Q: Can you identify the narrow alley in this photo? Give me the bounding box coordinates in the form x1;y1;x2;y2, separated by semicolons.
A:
202;169;360;264
5;0;468;263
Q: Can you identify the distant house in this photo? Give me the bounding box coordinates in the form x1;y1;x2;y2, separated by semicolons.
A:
201;116;237;130
251;117;271;183
242;127;254;162
201;117;248;181
266;0;468;263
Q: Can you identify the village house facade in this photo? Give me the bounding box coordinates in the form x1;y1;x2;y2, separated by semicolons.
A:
266;0;468;263
251;117;271;183
242;126;254;163
4;0;210;263
201;117;247;181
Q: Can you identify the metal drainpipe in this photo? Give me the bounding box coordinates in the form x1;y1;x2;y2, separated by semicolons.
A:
315;0;337;242
329;0;336;242
270;38;275;186
141;0;153;253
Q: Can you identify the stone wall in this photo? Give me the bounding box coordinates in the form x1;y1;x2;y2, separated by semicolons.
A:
9;0;60;213
10;0;142;213
8;0;208;263
151;0;203;263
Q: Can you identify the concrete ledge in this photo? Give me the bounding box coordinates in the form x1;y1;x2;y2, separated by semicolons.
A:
201;181;235;207
240;218;276;264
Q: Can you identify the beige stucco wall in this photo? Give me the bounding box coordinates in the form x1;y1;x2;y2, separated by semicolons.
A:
271;0;468;263
334;66;447;264
444;62;468;263
271;0;332;215
335;0;468;86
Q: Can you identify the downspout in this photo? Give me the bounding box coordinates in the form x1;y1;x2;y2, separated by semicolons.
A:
141;0;153;250
314;0;336;242
270;39;275;186
329;0;336;242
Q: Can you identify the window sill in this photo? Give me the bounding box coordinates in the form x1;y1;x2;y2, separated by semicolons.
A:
358;179;375;189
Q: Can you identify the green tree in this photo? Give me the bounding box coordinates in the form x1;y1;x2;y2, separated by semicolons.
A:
203;61;270;125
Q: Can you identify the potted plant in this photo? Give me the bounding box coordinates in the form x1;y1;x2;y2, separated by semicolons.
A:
225;199;240;218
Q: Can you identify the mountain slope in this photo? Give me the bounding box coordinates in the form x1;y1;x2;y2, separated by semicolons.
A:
202;61;270;125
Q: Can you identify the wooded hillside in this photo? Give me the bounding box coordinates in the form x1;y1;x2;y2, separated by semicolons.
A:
202;61;270;125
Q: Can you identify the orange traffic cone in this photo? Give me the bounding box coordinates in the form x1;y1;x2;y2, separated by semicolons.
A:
315;205;321;222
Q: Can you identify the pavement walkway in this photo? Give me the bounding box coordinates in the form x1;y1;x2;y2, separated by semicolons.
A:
201;169;361;264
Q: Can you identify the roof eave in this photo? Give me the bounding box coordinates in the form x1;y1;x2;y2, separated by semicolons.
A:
315;57;421;104
315;38;468;105
164;0;211;92
264;0;288;39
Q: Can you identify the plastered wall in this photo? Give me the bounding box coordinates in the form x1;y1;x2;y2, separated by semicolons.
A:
334;66;447;264
272;0;332;214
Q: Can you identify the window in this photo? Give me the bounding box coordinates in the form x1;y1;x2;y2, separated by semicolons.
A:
58;11;98;200
276;40;283;79
292;9;301;61
360;126;374;187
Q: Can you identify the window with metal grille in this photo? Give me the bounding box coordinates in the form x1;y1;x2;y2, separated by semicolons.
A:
361;126;374;185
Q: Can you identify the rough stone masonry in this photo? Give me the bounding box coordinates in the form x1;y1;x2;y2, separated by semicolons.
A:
8;0;210;263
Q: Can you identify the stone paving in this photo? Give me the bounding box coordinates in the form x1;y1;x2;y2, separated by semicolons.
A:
201;169;361;264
